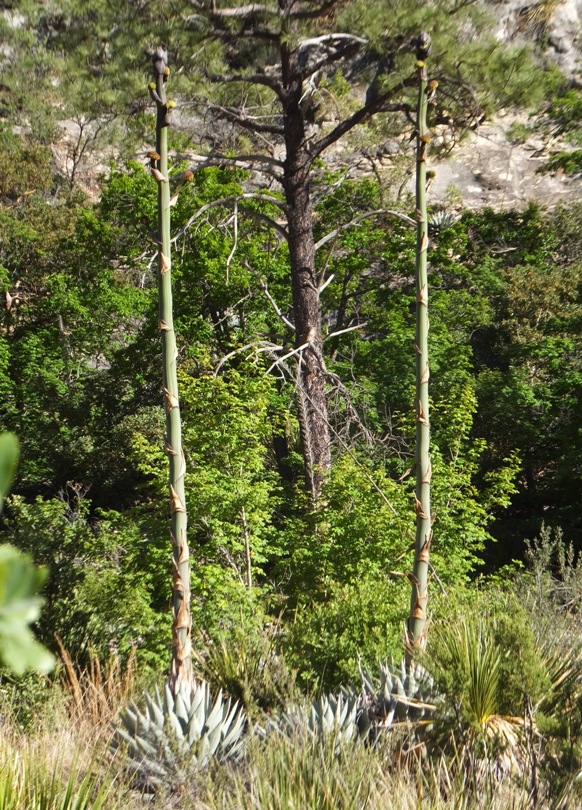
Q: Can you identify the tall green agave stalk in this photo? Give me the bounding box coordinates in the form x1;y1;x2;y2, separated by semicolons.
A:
408;33;433;654
149;47;192;690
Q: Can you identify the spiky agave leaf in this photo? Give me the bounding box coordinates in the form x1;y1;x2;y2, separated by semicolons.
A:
275;692;360;748
428;209;457;233
309;693;359;741
353;659;439;738
112;679;246;790
266;663;440;755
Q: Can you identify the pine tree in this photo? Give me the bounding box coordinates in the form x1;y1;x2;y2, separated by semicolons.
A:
171;0;540;499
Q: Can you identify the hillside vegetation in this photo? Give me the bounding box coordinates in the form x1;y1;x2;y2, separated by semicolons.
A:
1;0;582;806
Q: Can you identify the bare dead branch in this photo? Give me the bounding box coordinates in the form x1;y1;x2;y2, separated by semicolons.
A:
297;34;368;80
318;273;334;293
297;46;360;81
266;341;310;375
172;193;287;243
324;322;367;341
211;293;253;327
243;260;295;332
314;209;415;251
207;103;285;136
428;561;447;596
238;206;289;240
214;339;283;375
324;368;374;444
301;377;400;515
225;200;238;281
206;70;284;99
247;344;288;359
171;152;284;175
298;33;368;51
260;283;295;332
217;545;246;587
312;168;357;205
201;0;339;23
191;2;279;18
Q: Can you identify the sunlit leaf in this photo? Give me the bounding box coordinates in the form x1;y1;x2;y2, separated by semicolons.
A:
0;433;18;512
0;544;55;674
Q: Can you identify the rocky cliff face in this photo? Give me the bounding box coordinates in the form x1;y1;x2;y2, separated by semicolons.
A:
491;0;582;78
427;0;582;210
428;112;579;211
46;0;582;210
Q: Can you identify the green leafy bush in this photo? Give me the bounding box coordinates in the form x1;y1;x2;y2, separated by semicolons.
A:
192;619;298;715
0;126;54;201
3;496;169;670
540;149;582;175
284;572;405;691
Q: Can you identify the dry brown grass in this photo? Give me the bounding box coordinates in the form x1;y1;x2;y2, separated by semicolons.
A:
0;643;156;809
56;636;137;733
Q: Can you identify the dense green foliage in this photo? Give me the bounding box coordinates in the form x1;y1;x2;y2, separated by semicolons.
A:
537;82;582;175
1;155;580;688
0;0;581;803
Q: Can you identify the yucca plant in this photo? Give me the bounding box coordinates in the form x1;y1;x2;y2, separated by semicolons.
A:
426;618;529;781
112;679;246;789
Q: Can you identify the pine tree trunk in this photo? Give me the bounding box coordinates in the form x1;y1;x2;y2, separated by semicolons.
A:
150;48;193;690
407;35;432;654
281;30;331;502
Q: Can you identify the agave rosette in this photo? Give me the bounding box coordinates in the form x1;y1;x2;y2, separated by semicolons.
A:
112;679;246;788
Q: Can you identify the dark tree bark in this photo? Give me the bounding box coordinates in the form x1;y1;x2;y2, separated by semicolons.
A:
280;27;331;499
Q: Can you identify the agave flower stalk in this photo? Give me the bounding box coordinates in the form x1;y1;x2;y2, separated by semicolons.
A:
150;46;192;690
407;34;433;654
